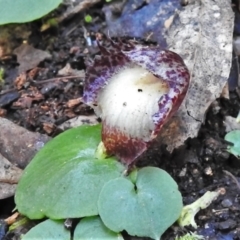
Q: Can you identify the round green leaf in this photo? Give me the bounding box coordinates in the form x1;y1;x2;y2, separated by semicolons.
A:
22;219;69;240
225;130;240;158
98;167;182;240
0;0;62;24
15;124;125;219
74;216;124;240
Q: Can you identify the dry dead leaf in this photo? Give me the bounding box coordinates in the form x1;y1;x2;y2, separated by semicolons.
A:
58;63;85;78
12;96;33;108
43;122;56;135
12;92;44;109
59;115;99;130
28;67;42;80
66;97;82;108
40;104;50;111
159;0;234;151
13;44;51;74
14;73;27;90
69;46;80;54
64;108;78;118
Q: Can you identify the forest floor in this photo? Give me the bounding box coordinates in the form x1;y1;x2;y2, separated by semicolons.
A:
0;1;240;239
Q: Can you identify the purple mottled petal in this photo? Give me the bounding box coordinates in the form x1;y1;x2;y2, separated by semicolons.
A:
123;47;190;136
83;40;135;104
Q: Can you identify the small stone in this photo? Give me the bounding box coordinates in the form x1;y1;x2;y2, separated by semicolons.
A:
217;219;236;230
193;168;199;175
204;166;213;176
218;188;226;195
64;218;72;230
221;198;233;208
179;167;187;177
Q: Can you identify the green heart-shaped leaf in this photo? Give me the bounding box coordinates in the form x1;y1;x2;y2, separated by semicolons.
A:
22;219;69;240
74;216;124;240
225;130;240;158
0;0;62;24
15;124;125;219
98;167;182;240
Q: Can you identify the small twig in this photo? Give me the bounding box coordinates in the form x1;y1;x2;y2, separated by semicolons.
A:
0;178;19;184
223;170;240;191
58;0;101;23
5;212;19;225
33;75;83;84
0;88;16;96
0;76;82;96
